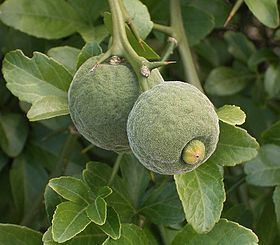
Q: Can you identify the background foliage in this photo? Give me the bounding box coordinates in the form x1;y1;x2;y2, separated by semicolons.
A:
0;0;280;244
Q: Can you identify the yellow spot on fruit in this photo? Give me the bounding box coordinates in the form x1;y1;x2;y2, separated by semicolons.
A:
182;140;206;165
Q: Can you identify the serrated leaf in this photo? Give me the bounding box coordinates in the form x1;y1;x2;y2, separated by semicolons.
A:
103;224;150;245
245;0;279;28
174;162;225;233
99;207;121;240
140;182;184;225
47;46;80;75
44;185;64;223
0;113;28;157
83;162;135;221
0;224;42;245
3;50;72;121
171;219;258;244
77;42;102;68
205;67;254;96
264;63;280;99
0;0;83;39
27;96;69;121
217;105;246;125
210;122;259;166
123;0;153;39
181;5;215;46
49;176;90;205
86;196;107;225
97;186;113;199
273;186;280;230
52;201;91;243
224;32;256;63
262;120;280;146
43;225;106;245
245;144;280;187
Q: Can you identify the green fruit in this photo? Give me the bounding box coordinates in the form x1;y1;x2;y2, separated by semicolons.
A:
68;55;163;152
127;81;219;175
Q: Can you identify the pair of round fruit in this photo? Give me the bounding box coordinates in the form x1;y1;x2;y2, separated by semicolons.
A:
68;55;219;175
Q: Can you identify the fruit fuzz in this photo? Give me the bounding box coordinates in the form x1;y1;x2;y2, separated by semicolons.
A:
68;55;163;152
127;81;220;175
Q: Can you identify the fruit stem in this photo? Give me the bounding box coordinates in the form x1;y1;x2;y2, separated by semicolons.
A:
108;153;123;185
107;0;149;91
170;0;204;92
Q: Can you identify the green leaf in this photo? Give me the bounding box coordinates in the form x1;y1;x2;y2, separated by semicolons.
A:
123;0;153;39
44;185;64;223
47;46;80;75
49;176;90;205
120;154;150;207
245;0;279;28
171;219;258;244
99;207;121;240
27;96;69;121
0;151;8;172
224;32;256;63
248;48;278;71
273;186;280;230
0;0;83;39
77;42;102;68
79;25;109;44
262;120;280;146
174;162;225;233
210;122;259;166
103;12;159;60
0;224;42;245
103;224;150;245
52;201;91;243
217;105;246;125
83;162;135;221
245;144;280;187
264;63;280;99
3;50;72;121
185;0;231;27
97;186;113;199
0;113;28;157
86;196;107;225
205;67;254;96
43;225;106;245
10;148;49;218
182;5;215;46
140;182;184;225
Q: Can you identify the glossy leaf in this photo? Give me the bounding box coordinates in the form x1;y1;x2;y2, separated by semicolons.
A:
174;162;225;233
0;224;42;245
99;207;121;240
217;105;246;125
0;113;28;157
245;144;280;187
140;182;184;225
49;176;90;204
86;196;107;225
210;122;259;167
245;0;279;28
0;0;83;39
52;201;91;243
172;219;258;244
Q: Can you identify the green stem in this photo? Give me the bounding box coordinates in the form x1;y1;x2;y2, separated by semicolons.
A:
170;0;203;92
108;0;149;91
153;23;174;36
108;153;123;185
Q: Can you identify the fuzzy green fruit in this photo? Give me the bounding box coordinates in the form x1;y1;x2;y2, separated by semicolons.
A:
68;55;163;152
127;81;219;175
